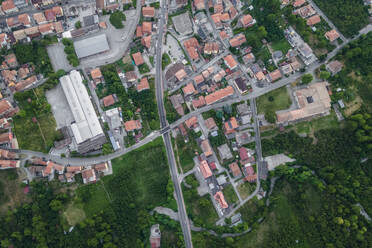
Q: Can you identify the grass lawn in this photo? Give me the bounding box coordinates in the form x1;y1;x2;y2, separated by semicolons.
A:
223;184;239;205
294;113;339;135
0;169;28;213
174;135;199;172
106;137;170;208
13;113;60;153
239;196;265;224
183;175;218;227
271;39;291;54
257;86;291;115
63;202;86;226
75;180;111;217
238;182;256;199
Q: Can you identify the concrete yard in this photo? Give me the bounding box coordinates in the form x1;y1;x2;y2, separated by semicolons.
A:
45;84;75;129
264;154;295;171
47;43;74;72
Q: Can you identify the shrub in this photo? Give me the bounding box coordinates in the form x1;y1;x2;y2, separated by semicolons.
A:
109;11;126;29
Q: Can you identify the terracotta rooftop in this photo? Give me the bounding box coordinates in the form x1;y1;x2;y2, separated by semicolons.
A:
33;12;46;24
325;29;340;42
192;95;206;109
95;163;108;172
52;6;63;17
199;160;212;178
142;6;155;17
219;31;228;40
224;117;239;134
175;69;187;81
205;86;234;105
38;23;54;33
66;166;82;173
224;55;238;69
194;74;204;84
200;139;212;157
142;21;152;34
136;25;143;37
141;35;151;48
0;132;12;144
256;71;265;81
53;21;63;33
124;119;142;131
269;69;282;82
306;15;321;26
90;68;102;79
18;14;31;26
220;12;230;22
229;33;246;47
183;82;196;95
1;0;16;12
214;191;228;208
15;75;37;91
229;162;242;177
44;8;56;22
240;14;253;27
185;116;198;129
204;117;216;130
132;52;144;66
194;0;205;10
102;94;116;107
293;0;306;7
137;77;150;92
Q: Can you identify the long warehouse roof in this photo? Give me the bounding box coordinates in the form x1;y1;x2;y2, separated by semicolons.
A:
60;70;103;144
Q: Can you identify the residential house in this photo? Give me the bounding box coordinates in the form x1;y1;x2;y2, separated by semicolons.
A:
1;0;18;14
239;147;255;165
102;94;117;107
13;29;26;41
95;162;109;174
326;60;343;76
244;165;257;182
0;132;13;148
183;37;200;61
243;53;255;64
240;14;255;28
194;0;205;10
169;94;185;116
229;33;246;47
205;86;234;105
200;160;212;178
125;71;137;83
142;21;152;34
33;12;47;24
52;162;64;175
141;35;152;49
124;119;142;132
82;168;97;184
224;117;239;135
203;42;219;55
306;15;321;26
137;77;150;92
42;161;54;179
204;117;217;132
293;0;306;8
214;191;228;208
5;54;18;67
229;162;242;178
325;29;340;42
200;139;213;157
175;69;187;81
142;6;155;18
0;99;17;118
0;149;17;159
182;82;196;96
218;144;233;160
90;68;103;85
38;23;54;35
0;160;20;169
295;5;316;18
192;95;206;109
0;33;8;48
66;166;82;174
185;116;198;129
14;75;37;91
44;8;56;22
224;55;238;69
132;52;144;66
234;77;248;94
268;69;282;82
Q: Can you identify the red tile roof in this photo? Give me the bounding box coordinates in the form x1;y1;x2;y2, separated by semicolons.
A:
1;0;16;12
214;191;228;208
185;116;198;129
90;68;102;79
229;33;246;47
224;117;239;134
142;22;152;34
124;120;142;131
192;95;206;109
224;55;237;69
137;77;150;92
325;29;340;42
199;160;212;178
141;35;152;49
132;52;144;66
306;15;321;26
205;86;234;105
200;139;212;157
229;162;242;177
240;14;253;27
269;69;282;82
182;82;196;95
103;94;116;107
142;6;155;17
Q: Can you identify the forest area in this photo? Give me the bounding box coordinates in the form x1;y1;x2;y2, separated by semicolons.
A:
313;0;369;37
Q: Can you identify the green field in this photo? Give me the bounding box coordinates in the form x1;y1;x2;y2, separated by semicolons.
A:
257;86;292;114
271;39;291;54
257;86;292;123
0;169;27;213
75;181;111;216
174;135;200;172
295;113;339;135
223;184;239;205
238;182;256;199
183;175;218;227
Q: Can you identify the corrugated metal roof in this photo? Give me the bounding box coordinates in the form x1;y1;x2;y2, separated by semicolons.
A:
73;34;109;59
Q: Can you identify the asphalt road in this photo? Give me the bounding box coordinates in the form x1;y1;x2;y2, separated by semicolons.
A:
154;2;193;247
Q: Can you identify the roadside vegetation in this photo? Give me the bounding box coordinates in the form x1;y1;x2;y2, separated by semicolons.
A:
61;38;79;67
109;11;126;29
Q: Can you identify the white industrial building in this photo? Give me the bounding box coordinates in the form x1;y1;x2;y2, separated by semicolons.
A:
60;70;106;153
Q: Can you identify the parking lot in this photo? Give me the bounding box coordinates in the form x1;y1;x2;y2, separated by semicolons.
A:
45;83;75;129
47;43;74;72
